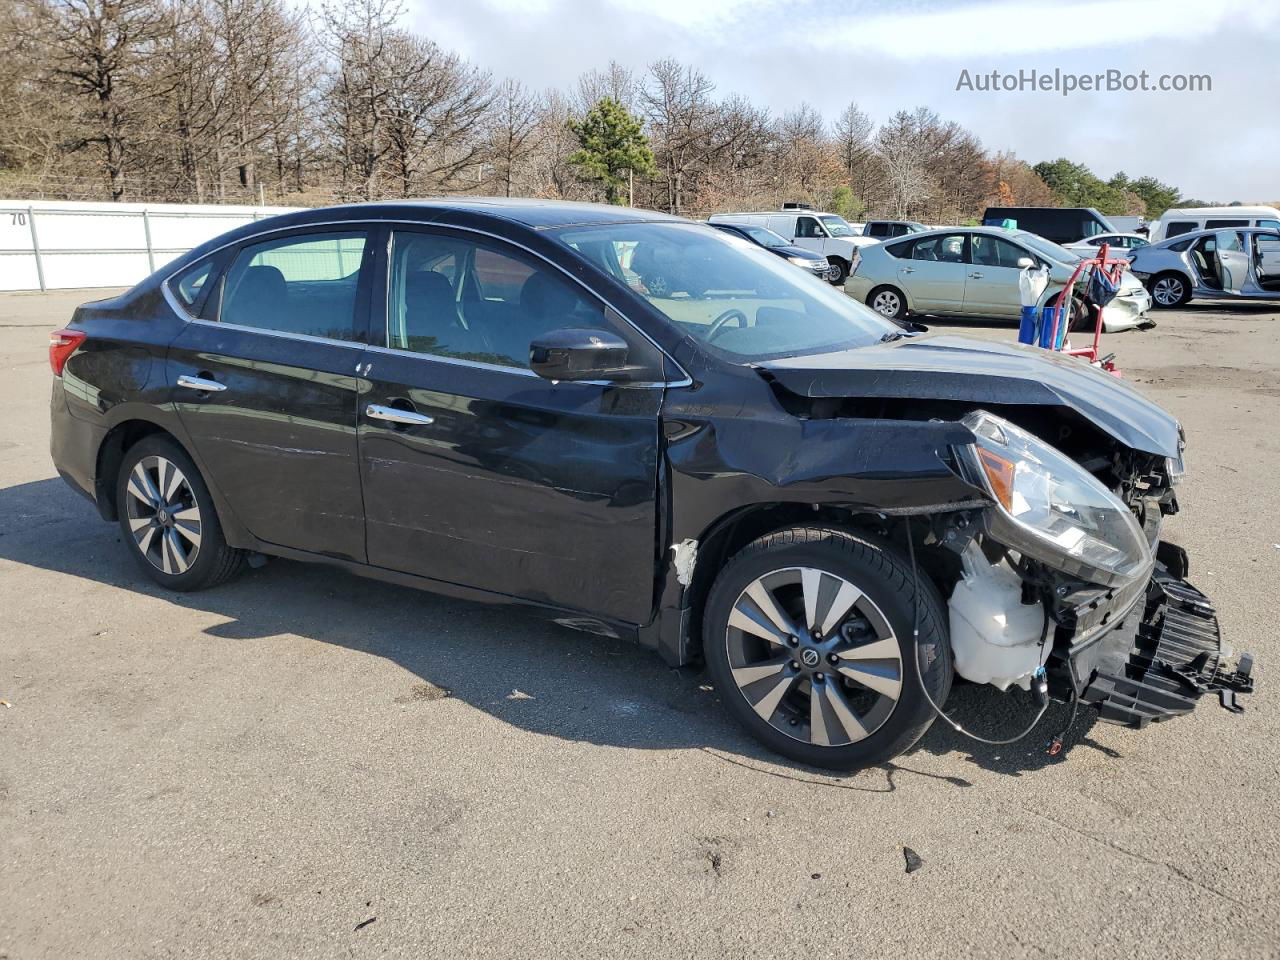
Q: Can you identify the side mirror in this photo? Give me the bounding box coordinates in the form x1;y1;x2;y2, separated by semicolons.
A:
1016;257;1035;269
530;328;630;382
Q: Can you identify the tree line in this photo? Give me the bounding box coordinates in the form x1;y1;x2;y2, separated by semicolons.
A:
0;0;1191;222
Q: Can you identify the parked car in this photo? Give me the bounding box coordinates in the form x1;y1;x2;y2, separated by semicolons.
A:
1127;226;1280;307
982;206;1117;245
707;207;878;284
862;220;929;240
1064;232;1151;256
48;199;1251;769
845;225;1152;331
707;221;836;280
1146;206;1280;243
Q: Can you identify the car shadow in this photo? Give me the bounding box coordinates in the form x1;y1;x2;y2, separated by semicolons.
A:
1;475;1109;783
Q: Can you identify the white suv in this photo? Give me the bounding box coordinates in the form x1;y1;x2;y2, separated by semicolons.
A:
708;208;879;283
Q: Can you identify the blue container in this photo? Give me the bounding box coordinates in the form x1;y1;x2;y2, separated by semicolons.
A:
1038;305;1062;349
1018;306;1038;345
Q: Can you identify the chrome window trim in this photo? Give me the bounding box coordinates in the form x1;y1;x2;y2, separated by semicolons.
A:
185;315;365;349
363;342;688;389
160;216;691;387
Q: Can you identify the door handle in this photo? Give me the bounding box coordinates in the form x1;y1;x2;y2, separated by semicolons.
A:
968;272;984;279
176;374;227;393
900;266;915;273
367;404;434;427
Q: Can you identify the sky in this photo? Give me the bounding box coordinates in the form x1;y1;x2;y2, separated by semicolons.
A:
407;0;1279;202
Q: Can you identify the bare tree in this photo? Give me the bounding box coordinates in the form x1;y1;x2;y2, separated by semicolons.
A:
875;109;934;218
20;0;172;200
575;61;637;115
642;58;718;215
488;79;541;197
832;100;874;201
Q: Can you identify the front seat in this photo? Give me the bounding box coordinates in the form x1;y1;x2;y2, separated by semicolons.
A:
226;265;288;329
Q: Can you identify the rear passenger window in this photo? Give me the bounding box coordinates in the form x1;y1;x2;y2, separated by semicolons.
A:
170;257;218;314
1206;219;1248;229
220;232;368;341
387;230;662;377
912;234;967;263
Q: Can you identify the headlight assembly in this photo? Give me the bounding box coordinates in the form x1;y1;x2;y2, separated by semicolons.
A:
787;256;816;268
955;411;1153;588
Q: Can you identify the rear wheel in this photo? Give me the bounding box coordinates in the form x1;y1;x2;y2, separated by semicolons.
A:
1149;272;1192;308
867;285;907;321
703;526;952;770
116;435;245;590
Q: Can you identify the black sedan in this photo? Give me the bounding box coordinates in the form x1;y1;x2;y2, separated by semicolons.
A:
47;199;1251;769
707;221;837;280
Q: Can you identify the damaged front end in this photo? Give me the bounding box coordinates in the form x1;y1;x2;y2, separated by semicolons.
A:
946;409;1254;730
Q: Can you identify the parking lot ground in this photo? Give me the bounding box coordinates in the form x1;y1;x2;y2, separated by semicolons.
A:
2;292;1278;959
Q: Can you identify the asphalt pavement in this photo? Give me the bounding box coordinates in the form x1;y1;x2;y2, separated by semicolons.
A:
1;289;1277;959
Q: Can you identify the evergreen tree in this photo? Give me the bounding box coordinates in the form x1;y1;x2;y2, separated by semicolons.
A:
567;97;655;205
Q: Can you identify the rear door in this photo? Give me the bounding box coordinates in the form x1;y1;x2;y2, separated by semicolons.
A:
168;227;373;561
1214;230;1250;294
899;233;969;313
964;233;1032;318
357;226;668;624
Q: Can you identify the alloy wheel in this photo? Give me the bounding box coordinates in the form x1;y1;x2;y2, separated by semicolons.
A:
724;566;903;746
872;290;901;317
1152;276;1184;306
124;455;203;575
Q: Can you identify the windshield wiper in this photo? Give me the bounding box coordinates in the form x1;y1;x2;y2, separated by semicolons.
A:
879;331;910;343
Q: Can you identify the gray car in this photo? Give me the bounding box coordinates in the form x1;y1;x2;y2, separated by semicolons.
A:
844;226;1152;331
1127;227;1280;307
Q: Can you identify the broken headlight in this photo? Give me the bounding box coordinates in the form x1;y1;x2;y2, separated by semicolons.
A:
955;411;1153;588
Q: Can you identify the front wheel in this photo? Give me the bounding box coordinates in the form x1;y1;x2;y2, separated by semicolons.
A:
116;435;246;591
826;257;849;285
1149;272;1192;308
867;285;907;321
703;526;952;770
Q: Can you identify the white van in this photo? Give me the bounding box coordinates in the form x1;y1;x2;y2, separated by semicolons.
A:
1148;206;1280;243
708;208;878;283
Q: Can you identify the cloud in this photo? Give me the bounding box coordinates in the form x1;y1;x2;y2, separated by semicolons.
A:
409;0;1280;201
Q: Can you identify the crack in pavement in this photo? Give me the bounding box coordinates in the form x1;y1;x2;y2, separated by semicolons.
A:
1022;806;1245;909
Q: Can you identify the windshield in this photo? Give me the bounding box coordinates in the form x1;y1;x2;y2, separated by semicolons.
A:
552;222;896;362
1016;231;1081;264
734;224;788;248
820;215;856;237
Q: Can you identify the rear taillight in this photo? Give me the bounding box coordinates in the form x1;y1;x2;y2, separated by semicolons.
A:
49;328;86;376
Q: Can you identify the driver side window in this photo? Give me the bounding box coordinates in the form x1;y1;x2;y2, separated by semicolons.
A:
795;217;824;239
386;230;664;378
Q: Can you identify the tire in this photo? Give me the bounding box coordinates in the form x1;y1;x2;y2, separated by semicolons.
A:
1149;271;1192;308
115;434;246;591
826;257;849;285
866;285;907;321
1047;292;1095;334
702;526;952;770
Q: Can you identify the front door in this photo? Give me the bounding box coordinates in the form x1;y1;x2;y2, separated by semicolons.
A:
358;227;667;624
964;233;1032;318
900;233;969;313
168;227;373;561
793;215;828;257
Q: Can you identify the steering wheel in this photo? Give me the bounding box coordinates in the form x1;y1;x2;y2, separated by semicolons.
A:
706;308;749;342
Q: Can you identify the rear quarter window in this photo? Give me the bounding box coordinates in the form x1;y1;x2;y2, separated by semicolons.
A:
883;239;913;258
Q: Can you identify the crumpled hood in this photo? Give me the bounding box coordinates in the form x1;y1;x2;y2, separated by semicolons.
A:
758;333;1180;457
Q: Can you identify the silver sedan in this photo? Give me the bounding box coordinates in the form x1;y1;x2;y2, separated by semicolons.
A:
844;226;1152;332
1127;227;1280;307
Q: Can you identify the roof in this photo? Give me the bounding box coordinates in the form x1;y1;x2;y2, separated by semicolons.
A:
1158;205;1280;219
254;197;689;231
710;210;837;218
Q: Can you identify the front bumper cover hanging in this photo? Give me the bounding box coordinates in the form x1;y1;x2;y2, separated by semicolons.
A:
1076;569;1255;727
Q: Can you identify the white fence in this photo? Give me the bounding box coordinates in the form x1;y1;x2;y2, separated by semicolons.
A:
0;199;302;292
